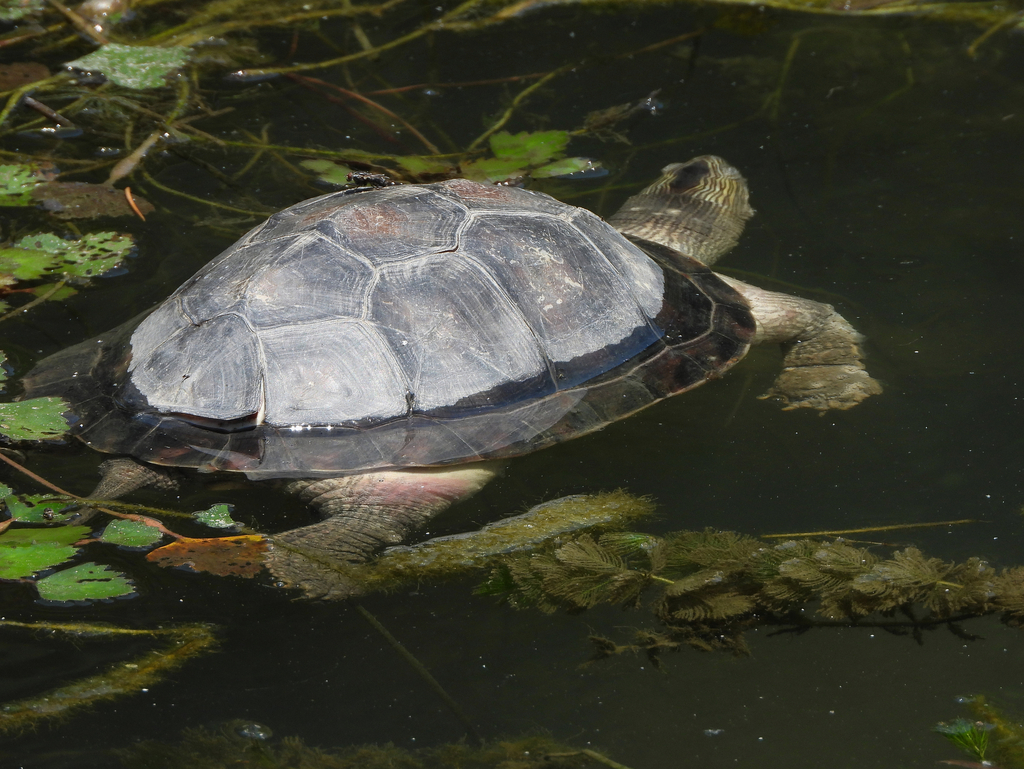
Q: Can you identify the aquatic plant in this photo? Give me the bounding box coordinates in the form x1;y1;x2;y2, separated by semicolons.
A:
934;717;993;762
480;528;1024;662
953;696;1024;769
0;621;218;734
117;724;633;769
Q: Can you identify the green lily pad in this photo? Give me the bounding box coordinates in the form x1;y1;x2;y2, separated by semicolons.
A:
0;231;135;282
490;130;570;165
395;156;454;177
0;0;46;21
67;44;190;90
193;503;240;530
533;157;602;179
300;160;354;186
0;525;90;579
100;519;164;548
461;157;532;183
5;493;79;522
36;562;134;602
0;397;71;441
28;282;77;301
0;162;54;206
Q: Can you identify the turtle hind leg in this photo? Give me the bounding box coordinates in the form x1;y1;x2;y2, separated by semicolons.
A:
721;277;883;411
88;457;177;500
268;464;500;599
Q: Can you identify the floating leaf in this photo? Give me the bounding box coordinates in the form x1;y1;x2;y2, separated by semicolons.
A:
0;397;71;441
0;162;56;206
35;562;134;602
192;503;240;530
5;493;79;522
490;130;570;164
100;519;163;548
533;157;603;179
0;0;45;21
0;62;49;91
147;535;268;577
0;350;7;383
31;182;155;220
300;159;354;186
28;282;77;301
0;525;89;579
460;157;531;183
462;132;595;182
394;155;454;176
0;231;135;282
67;44;190;90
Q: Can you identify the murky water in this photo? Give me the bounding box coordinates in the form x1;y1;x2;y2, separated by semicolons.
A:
2;3;1024;767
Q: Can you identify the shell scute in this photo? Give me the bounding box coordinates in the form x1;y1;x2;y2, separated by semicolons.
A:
371;254;548;414
125;306;263;423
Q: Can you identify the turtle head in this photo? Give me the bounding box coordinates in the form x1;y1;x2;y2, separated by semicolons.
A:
608;155;754;268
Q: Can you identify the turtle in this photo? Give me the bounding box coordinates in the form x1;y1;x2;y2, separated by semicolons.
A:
23;156;881;587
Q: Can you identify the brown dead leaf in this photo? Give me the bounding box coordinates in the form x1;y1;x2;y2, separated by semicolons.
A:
0;63;49;91
147;535;268;577
31;182;155;220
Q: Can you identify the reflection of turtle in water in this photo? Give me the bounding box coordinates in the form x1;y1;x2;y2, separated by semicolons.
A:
25;156;881;571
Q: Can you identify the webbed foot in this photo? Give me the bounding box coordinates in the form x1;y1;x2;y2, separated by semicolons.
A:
760;310;883;411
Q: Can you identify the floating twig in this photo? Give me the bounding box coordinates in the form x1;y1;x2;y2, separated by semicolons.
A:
124;186;146;220
0;279;68;323
288;74;440;154
760;519;981;538
44;0;110;45
468;66;573;151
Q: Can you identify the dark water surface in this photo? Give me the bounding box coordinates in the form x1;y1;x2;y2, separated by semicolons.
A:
2;3;1024;767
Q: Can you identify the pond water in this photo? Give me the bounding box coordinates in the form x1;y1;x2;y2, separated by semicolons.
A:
2;2;1024;767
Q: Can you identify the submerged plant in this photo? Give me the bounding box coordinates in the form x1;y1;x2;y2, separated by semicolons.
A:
117;725;631;769
480;527;1024;662
934;717;994;762
954;696;1024;769
0;621;219;734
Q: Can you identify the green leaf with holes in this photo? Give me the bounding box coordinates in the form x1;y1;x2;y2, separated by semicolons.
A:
490;130;570;165
461;157;532;183
0;525;89;579
67;44;190;90
533;157;602;179
193;503;240;530
36;562;134;601
0;162;45;205
5;493;79;522
0;231;134;281
100;519;163;548
0;397;71;441
395;156;453;176
300;159;354;186
0;0;46;21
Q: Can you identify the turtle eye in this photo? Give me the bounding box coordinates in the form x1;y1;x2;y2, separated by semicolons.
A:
666;159;710;192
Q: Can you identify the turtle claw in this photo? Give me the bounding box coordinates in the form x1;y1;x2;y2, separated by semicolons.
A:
760;364;883;411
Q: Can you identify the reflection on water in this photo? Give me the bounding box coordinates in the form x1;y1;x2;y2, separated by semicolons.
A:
2;3;1024;767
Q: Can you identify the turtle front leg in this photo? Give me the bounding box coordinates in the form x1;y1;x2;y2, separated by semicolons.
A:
721;277;883;411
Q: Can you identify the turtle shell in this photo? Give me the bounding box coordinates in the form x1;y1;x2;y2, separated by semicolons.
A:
24;179;755;478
